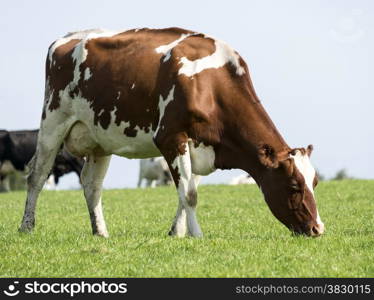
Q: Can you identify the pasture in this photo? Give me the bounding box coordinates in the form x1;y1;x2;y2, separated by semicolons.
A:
0;180;373;277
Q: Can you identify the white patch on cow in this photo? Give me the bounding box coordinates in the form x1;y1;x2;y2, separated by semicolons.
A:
291;151;316;195
315;210;325;233
188;139;216;176
154;85;175;137
155;33;192;62
98;109;104;117
131;83;135;89
63;92;160;158
178;37;245;77
116;91;121;100
44;79;54;106
84;68;92;80
163;51;172;62
171;156;178;171
289;151;325;232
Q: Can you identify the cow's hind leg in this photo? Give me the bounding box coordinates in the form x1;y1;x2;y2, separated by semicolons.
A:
81;155;111;237
19;123;72;232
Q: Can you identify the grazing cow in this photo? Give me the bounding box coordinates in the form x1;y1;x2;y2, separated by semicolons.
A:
19;27;324;238
0;129;84;191
137;157;172;188
229;174;256;185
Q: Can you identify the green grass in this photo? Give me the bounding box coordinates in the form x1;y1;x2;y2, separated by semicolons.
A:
0;180;374;277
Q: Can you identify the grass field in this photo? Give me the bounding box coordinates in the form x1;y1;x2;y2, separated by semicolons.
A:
0;180;373;277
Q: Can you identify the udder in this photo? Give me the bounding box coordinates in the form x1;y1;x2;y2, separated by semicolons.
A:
64;122;106;157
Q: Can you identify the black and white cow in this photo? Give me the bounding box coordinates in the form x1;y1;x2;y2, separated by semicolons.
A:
0;129;84;191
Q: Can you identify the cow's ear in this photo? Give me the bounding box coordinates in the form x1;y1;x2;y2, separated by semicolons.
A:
258;144;279;168
306;144;313;157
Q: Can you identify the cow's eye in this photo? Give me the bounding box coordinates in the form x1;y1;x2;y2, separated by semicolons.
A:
313;176;319;188
289;180;301;192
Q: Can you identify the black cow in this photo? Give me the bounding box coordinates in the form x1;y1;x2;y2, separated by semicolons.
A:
0;129;84;191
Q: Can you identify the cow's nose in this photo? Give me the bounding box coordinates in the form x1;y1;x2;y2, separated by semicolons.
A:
310;223;325;237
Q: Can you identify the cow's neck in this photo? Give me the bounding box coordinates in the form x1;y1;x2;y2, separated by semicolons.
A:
214;92;290;183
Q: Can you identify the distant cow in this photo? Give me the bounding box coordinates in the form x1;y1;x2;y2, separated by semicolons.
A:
43;175;56;190
0;129;84;191
229;174;256;185
19;27;324;238
137;157;172;188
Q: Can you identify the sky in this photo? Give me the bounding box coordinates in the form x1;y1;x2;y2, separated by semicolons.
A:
0;0;372;189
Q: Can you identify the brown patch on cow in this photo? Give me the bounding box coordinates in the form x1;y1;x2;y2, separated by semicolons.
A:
176;34;216;61
154;130;189;187
46;39;80;113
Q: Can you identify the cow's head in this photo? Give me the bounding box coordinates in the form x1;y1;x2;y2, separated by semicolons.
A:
258;144;324;237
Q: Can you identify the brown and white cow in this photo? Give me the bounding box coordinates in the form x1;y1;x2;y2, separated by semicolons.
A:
19;27;324;238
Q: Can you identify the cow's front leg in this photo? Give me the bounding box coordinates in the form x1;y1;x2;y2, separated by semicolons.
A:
168;173;200;237
161;141;202;238
173;154;202;237
169;201;187;237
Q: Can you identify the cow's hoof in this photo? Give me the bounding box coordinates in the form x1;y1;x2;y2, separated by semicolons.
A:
168;225;175;236
188;229;203;238
168;228;187;238
93;231;109;238
18;225;34;233
188;232;203;238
